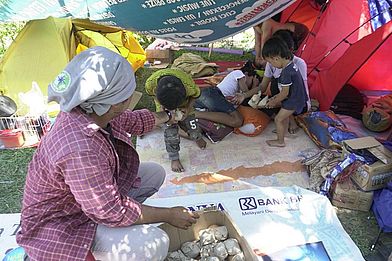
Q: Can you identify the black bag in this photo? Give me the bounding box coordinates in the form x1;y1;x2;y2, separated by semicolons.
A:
330;84;364;119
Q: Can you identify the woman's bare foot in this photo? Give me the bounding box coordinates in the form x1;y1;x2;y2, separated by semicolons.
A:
195;138;207;149
171;160;185;172
266;139;285;147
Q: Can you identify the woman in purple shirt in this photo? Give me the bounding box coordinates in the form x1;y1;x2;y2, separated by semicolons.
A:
16;47;198;261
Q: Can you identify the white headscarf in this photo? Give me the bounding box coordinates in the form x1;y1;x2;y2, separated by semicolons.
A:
48;46;136;116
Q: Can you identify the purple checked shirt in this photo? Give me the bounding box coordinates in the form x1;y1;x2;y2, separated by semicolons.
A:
16;107;155;261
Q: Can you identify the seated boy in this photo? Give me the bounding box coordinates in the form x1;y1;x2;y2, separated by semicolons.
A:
145;69;206;172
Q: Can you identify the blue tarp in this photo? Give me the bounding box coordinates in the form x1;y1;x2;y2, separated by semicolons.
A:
368;0;392;31
0;0;295;44
372;181;392;232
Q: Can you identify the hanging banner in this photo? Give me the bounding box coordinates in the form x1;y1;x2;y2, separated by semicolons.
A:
0;0;295;44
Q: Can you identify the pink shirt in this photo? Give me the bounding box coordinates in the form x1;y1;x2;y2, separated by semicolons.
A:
16;108;155;260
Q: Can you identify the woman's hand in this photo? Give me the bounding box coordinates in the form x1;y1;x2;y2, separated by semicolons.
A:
168;206;199;229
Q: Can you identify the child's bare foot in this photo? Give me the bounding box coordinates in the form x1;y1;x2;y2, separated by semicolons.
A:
289;117;300;134
266;139;285;147
195;138;207;149
272;129;288;137
288;126;300;134
171;160;185;172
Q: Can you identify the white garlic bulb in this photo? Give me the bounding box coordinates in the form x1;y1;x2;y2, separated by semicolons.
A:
181;241;200;259
224;238;241;255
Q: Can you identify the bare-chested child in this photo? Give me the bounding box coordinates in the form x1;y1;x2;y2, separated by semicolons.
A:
254;18;309;66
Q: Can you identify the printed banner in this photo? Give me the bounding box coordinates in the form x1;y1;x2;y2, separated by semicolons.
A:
0;0;295;44
0;213;21;260
146;186;365;261
0;187;364;260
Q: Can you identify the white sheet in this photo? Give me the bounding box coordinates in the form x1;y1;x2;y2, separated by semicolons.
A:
146;186;364;261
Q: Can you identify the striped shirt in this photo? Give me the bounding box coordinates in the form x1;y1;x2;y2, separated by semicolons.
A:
16;107;155;260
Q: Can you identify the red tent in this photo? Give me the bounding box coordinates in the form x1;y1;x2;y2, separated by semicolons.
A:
312;21;392;110
281;0;391;110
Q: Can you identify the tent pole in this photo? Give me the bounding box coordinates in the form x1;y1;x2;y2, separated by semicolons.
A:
370;228;383;251
208;43;214;60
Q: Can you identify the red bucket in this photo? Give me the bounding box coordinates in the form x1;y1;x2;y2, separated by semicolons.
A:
0;129;25;148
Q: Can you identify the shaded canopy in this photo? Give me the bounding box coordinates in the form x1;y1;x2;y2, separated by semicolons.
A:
0;0;296;44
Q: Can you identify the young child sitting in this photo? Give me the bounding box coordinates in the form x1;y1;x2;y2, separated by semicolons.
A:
262;37;308;147
217;61;259;99
145;69;206;172
193;62;258;128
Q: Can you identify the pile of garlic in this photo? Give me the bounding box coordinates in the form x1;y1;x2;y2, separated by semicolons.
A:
165;225;245;261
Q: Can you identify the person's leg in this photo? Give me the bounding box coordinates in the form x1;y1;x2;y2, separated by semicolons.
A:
178;115;206;149
270;78;280;97
288;106;307;134
92;163;168;260
163;124;184;172
264;78;282;119
194;87;243;128
92;223;169;261
195;110;243;128
128;162;166;203
288;115;300;134
267;108;294;147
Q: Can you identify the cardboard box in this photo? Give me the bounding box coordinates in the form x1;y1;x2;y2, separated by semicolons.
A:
146;49;174;64
331;178;373;212
342;137;392;164
342;137;392;191
351;162;392;191
159;210;258;260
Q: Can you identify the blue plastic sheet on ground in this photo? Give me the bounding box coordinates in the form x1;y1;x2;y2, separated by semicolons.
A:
372;181;392;232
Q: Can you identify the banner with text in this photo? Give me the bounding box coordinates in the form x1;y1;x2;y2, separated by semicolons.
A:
146;186;365;261
0;187;364;260
0;0;295;44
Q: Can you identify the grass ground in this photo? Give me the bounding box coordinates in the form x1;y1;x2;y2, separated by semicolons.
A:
0;50;386;258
